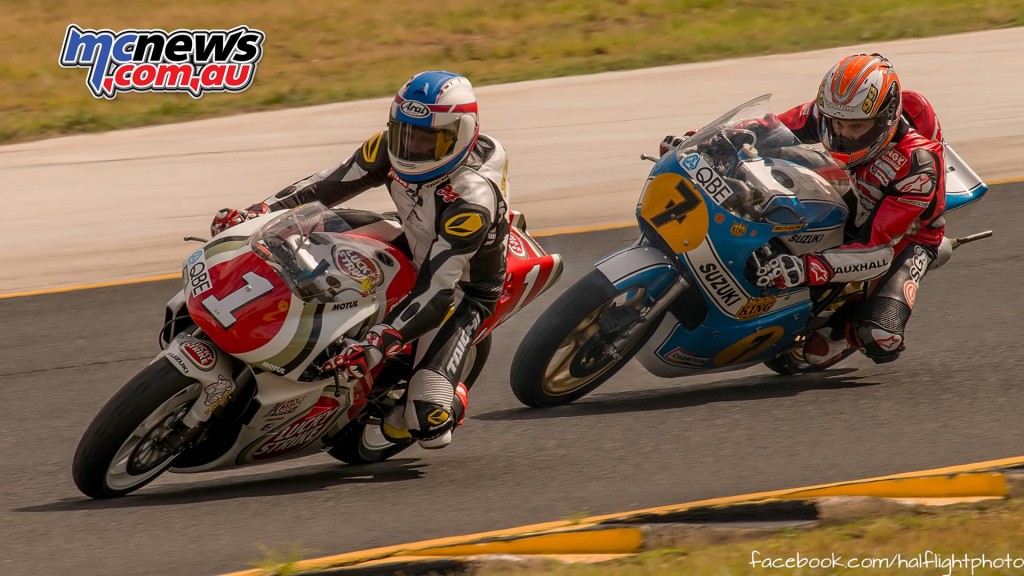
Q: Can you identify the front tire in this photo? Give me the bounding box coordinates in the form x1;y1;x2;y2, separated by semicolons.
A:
72;360;200;498
510;269;659;408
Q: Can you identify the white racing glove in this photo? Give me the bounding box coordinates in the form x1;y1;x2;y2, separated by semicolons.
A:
757;253;834;288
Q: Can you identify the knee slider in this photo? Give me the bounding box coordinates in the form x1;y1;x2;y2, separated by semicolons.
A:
405;369;456;439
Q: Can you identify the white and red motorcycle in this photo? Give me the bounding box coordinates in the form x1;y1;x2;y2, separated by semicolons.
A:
73;203;562;498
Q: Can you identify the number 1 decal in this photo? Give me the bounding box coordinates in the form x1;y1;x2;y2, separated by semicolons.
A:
202;272;274;329
509;264;541;316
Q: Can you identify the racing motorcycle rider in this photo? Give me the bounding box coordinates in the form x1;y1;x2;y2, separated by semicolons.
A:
210;71;510;449
662;54;945;367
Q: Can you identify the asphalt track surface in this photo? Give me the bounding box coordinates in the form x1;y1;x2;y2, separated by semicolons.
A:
0;181;1020;575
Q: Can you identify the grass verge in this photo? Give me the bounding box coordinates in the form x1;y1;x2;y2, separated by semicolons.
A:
477;498;1024;575
2;0;1022;143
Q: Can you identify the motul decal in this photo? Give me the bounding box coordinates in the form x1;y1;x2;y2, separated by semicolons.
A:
252;397;341;460
181;340;216;371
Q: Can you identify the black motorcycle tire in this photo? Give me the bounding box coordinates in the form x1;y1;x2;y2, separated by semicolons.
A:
72;359;198;499
510;269;659;408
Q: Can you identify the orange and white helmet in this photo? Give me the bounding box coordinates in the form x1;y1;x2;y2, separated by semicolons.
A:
816;53;902;168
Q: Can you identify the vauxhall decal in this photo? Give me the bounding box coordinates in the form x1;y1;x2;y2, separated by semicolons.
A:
834;260;888;275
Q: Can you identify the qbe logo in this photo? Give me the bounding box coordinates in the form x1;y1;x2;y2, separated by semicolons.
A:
58;24;265;99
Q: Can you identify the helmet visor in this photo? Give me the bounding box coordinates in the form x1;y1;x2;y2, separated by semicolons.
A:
821;116;890;154
387;120;458;162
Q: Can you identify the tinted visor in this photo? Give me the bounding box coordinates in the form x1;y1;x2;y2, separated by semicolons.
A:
387;120;458;162
822;116;890;154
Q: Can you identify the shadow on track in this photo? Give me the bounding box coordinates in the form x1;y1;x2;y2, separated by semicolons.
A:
477;369;876;421
18;458;426;512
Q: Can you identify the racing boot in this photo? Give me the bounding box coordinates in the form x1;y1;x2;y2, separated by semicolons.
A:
382;375;468;449
412;381;469;450
380;405;412;444
802;323;854;368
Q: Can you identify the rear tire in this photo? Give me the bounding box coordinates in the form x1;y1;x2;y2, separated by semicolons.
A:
72;360;199;498
510;269;659;408
326;419;415;465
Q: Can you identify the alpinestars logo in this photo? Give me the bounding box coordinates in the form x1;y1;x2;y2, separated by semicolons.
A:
59;24;265;99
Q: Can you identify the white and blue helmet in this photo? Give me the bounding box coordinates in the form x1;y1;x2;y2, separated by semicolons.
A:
387;71;480;183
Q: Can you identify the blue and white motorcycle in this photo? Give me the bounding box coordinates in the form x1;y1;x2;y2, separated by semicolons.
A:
510;95;990;407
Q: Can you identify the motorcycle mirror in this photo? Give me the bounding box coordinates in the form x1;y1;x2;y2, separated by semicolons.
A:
183;235;208;243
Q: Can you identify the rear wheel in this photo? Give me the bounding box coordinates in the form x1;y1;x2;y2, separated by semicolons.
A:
510;269;660;408
72;360;199;498
326;418;415;465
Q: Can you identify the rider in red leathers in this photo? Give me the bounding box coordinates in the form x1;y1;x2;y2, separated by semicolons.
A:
760;53;946;366
662;53;946;367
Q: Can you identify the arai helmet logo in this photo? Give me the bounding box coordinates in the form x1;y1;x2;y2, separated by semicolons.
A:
400;100;430;118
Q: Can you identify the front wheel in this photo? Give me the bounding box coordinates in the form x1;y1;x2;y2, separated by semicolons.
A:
510;269;660;408
72;360;200;498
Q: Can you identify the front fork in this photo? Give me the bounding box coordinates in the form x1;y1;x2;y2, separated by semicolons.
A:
160;333;241;434
593;240;689;359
